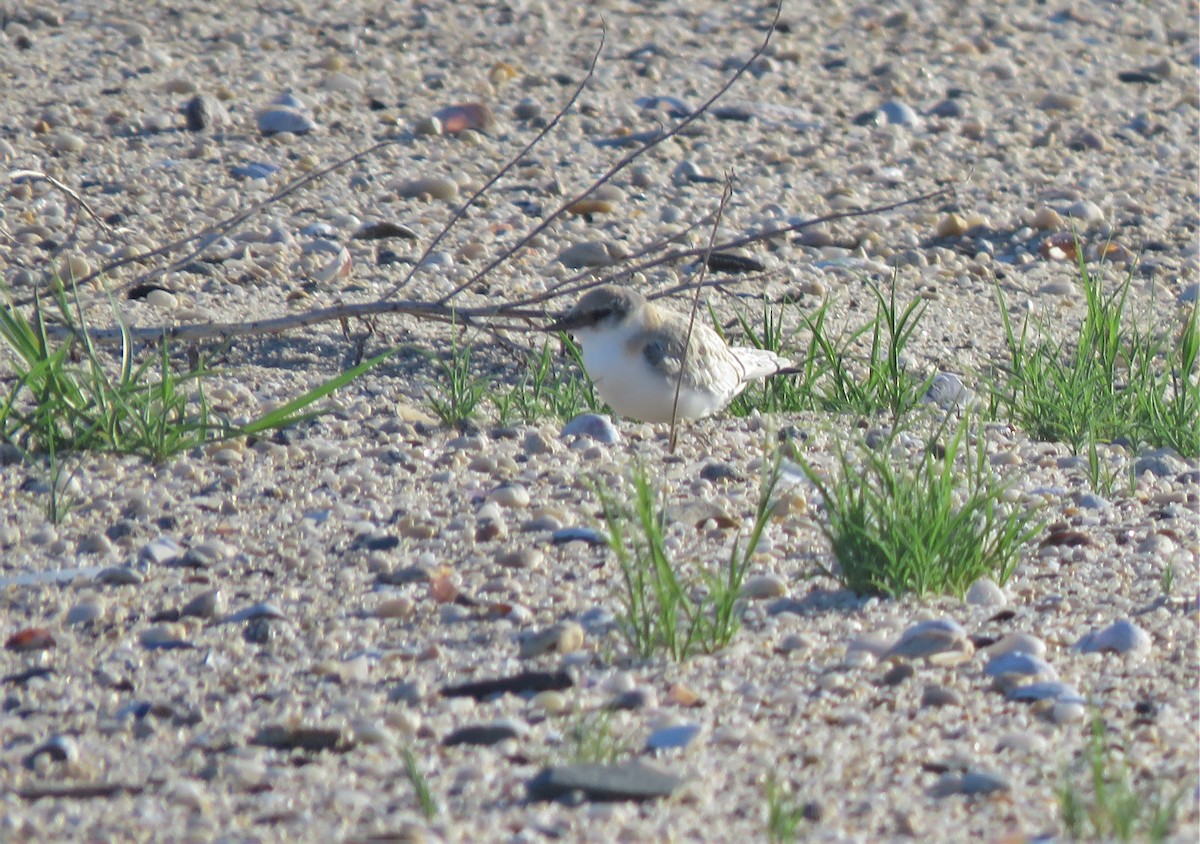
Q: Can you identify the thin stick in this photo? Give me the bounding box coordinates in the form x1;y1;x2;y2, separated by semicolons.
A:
9;170;112;231
669;178;732;453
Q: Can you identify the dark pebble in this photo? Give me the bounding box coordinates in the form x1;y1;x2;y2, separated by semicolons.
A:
440;669;573;701
442;722;520;747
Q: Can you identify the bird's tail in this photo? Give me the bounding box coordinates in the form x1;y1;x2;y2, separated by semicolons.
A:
733;347;798;380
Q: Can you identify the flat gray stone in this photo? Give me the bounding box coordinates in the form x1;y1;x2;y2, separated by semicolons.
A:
526;761;684;802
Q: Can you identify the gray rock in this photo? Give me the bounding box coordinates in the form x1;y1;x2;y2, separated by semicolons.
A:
984;651;1057;680
442;721;522;747
558;241;614;269
94;566;143;586
930;769;1011;798
256;106;316;135
1005;681;1082;704
876;101;921;127
923;372;970;410
646;722;702;751
561;413;620;444
526;761;684;802
1075;619;1152;657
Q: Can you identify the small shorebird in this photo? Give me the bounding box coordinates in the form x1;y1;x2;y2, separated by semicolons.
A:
548;285;796;423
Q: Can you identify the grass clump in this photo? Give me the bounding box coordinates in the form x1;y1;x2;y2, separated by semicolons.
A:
764;774;813;843
563;711;631;765
726;278;933;420
794;416;1039;598
493;334;602;424
1057;713;1186;843
0;283;382;465
993;256;1199;459
401;746;439;820
597;454;780;661
425;325;490;428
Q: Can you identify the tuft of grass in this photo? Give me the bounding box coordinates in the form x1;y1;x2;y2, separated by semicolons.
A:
764;774;810;843
0;282;385;468
425;325;489;428
724;278;932;420
994;257;1199;459
793;416;1040;598
492;333;603;424
1058;713;1185;842
401;746;439;820
596;453;781;661
564;711;631;765
1160;563;1175;596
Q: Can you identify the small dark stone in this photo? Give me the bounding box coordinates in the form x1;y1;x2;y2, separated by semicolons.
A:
1039;526;1092;548
2;667;55;685
353;221;418;241
550;527;607;547
362;535;400;552
604;689;652;711
104;521;136;541
127;284;173;301
252;725;347;752
442;722;520;747
243;617;282;644
879;663;915;687
183;94;212;131
699;463;744;483
526;761;684;802
377;565;430;586
705;252;765;274
1117;70;1162;84
440;670;573;701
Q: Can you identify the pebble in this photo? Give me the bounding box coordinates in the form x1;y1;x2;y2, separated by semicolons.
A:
140;536;184;565
256;106;316;135
1074;619;1152;657
1005;680;1081;704
395;176;458;201
23;735;79;770
519;621;585;658
488;483;531;508
65;600;104;625
875;101;920;127
1038;92;1084;111
558;241;615;269
561;413;620;444
964;578;1005;607
526;762;684;802
226;601;286;623
884;619;970;661
443;720;522;747
930;769;1010;798
51;132;85;153
672;160;717;185
1064;200;1104;227
495;548;544;570
94;566;143;586
432;102;493;134
923;372;970;410
646;722;703;751
1031;206;1065;231
181;589;224;620
513;97;543;121
920;685;962;708
182;94;226;132
5;627;55;651
739;574;787;600
984;651;1057;681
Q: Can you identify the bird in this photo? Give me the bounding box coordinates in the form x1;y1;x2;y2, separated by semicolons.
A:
547;285;797;423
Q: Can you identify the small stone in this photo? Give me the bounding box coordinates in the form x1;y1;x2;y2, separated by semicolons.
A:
1005;681;1080;704
443;721;522;747
876;101;920;126
395;176;458;201
984;651;1057;681
1074;619;1151;657
51;132;86;153
606;689;654;711
965;578;1006;607
5;627;55;651
181;589;223;620
530;690;568;714
930;769;1011;798
1064;200;1104;227
65;601;104;626
182;94;222;132
375;596;415;619
226;601;286;623
935;213;969;238
923;372;970;410
513;97;543;121
94;566;143;586
252;725;346;752
551;527;607;547
256;106;316;135
519;621;585;658
739;574;787;600
1031;207;1065;231
879;663;915;686
495;548;543;570
920;685;962;708
557;241;615;269
440;670;573;700
995;731;1046;754
645;722;702;752
432;102;493;134
23;735;78;770
884;619;969;661
58;254;91;280
140;624;193;650
488;484;531;508
353;221;418;241
140;536;184;565
526;762;683;802
561;413;620;444
1038;92;1084;111
672;160;717;185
